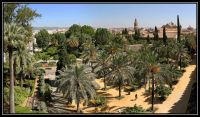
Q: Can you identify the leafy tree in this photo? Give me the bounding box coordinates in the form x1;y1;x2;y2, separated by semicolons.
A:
54;32;66;45
55;65;100;113
94;28;111;46
81;25;95;37
35;29;50;50
56;45;68;75
4;23;26;113
65;24;82;38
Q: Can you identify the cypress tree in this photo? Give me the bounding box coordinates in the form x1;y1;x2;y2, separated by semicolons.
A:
163;26;168;46
177;15;181;43
154;26;159;40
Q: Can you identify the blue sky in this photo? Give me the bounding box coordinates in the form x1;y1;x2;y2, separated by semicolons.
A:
29;4;196;28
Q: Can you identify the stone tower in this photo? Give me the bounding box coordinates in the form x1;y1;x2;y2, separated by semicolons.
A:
134;18;139;31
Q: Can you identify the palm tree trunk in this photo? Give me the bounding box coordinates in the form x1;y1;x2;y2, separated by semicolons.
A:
76;85;80;113
76;97;80;113
179;56;182;70
9;48;15;113
144;77;147;91
20;57;24;87
119;85;121;98
103;71;106;90
151;74;154;112
149;79;151;94
13;57;17;86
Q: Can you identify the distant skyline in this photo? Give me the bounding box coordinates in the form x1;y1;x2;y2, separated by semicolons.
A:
29;4;197;28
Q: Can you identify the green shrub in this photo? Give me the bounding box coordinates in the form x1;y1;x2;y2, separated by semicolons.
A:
89;96;107;107
4;87;30;106
14;86;30;105
15;106;32;113
155;85;172;101
3;87;9;105
44;83;52;102
122;105;148;113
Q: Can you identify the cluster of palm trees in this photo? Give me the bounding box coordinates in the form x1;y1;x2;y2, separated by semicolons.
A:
4;23;36;113
54;29;192;113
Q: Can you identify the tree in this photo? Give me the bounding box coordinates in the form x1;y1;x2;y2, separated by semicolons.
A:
177;15;181;43
94;28;111;46
107;53;135;97
134;29;140;40
56;65;100;113
35;29;50;50
13;48;33;87
163;26;168;46
95;50;112;90
81;25;95;37
154;26;159;40
80;40;97;66
150;65;160;112
4;23;26;113
56;45;68;76
54;32;66;45
65;24;82;38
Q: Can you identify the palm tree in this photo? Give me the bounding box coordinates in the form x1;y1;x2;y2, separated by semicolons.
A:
55;65;100;113
4;23;26;113
95;51;112;90
66;35;79;48
80;40;97;71
15;49;33;87
107;53;135;97
150;65;160;112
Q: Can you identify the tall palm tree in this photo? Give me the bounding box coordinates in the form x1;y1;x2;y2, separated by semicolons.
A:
107;53;135;97
55;65;100;113
4;23;26;113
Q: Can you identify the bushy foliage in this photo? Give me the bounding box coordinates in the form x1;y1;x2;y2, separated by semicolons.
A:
4;86;30;106
89;96;107;107
38;75;45;97
155;85;172;100
122;105;148;113
35;29;50;49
